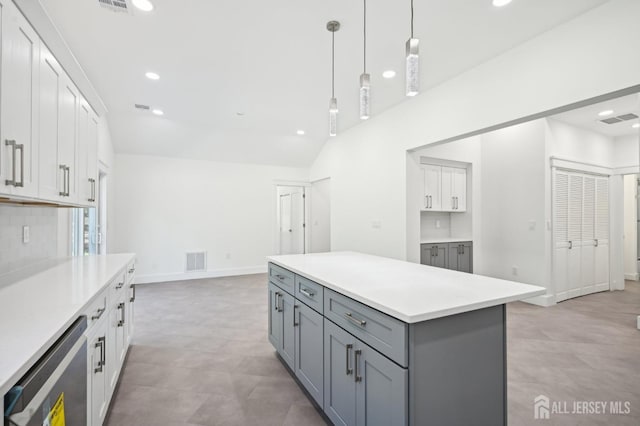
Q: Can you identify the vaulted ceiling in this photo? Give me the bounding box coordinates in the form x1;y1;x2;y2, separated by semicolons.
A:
41;0;609;166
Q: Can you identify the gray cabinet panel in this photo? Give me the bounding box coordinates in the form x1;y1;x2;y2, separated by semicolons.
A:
356;343;408;426
295;303;324;407
280;291;296;370
324;289;408;367
324;319;357;426
447;242;473;273
295;275;324;314
267;282;282;350
420;244;447;268
269;262;295;295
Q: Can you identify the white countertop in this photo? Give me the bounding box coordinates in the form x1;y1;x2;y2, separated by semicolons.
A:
0;254;135;397
268;252;545;323
420;237;472;244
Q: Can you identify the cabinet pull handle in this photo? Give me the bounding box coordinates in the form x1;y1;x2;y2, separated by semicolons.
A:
59;165;66;196
434;246;438;257
354;349;362;382
5;140;16;186
568;241;573;250
15;143;24;187
66;166;71;196
130;285;136;303
94;337;105;373
429;195;432;209
346;343;353;375
300;288;315;298
594;239;598;247
116;281;124;289
293;304;299;327
274;292;280;311
275;274;286;281
91;307;105;321
345;312;366;327
117;302;125;327
128;266;136;274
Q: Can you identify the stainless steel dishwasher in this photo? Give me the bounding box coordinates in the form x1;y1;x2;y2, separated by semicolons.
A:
4;317;87;426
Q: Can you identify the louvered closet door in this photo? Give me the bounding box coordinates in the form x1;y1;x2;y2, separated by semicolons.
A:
564;173;584;301
593;177;610;293
553;171;570;300
580;176;596;294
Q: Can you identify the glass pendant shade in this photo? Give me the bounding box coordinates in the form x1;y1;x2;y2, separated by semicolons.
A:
405;38;419;97
359;73;370;120
329;97;338;137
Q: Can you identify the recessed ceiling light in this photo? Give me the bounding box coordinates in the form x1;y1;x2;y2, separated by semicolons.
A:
145;71;160;80
492;0;512;6
633;123;640;129
598;110;614;117
382;70;396;79
132;0;154;12
152;109;164;116
296;130;305;136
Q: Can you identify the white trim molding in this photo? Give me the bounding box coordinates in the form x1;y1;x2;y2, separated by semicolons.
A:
136;265;267;284
550;157;611;176
523;293;556;307
624;273;639;281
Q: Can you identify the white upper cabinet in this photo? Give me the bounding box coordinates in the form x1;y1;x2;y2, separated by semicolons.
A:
423;165;442;210
1;1;39;198
422;165;467;212
1;1;99;207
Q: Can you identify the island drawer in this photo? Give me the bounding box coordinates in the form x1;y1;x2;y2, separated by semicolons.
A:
294;275;324;313
84;288;108;331
126;259;136;284
269;263;295;295
109;270;127;303
324;288;408;367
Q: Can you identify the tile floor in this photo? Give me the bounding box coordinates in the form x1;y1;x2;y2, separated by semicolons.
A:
105;276;640;426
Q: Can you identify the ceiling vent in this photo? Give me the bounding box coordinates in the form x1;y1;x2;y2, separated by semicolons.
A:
186;252;207;273
134;104;150;110
98;0;130;13
600;113;639;125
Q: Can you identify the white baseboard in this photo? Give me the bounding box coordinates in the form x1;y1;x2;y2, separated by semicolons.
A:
522;293;556;307
136;265;268;284
624;273;639;281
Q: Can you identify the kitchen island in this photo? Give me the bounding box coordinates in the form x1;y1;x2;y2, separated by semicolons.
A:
267;251;545;426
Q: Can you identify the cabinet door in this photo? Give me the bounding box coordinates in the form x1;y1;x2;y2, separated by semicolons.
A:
432;245;447;269
280;291;296;371
440;167;454;211
295;302;324;407
355;342;408;426
268;282;283;350
58;73;79;203
324;319;357;426
126;284;135;347
0;2;39;197
88;327;108;426
87;112;99;205
447;243;473;273
420;244;433;266
451;167;467;211
107;299;126;391
38;46;63;201
423;165;441;210
77;99;91;204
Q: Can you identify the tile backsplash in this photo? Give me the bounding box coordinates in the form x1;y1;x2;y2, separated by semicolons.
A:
0;205;58;276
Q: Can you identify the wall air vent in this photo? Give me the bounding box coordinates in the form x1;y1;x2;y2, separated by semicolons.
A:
186;252;207;272
600;113;639;125
98;0;129;13
134;104;150;110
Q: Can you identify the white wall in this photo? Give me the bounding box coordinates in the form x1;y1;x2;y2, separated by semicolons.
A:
114;154;308;283
547;119;615;166
623;174;638;280
480;121;548;287
311;0;640;263
613;134;640;169
310;178;331;253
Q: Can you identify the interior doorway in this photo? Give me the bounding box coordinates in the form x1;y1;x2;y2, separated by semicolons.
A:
623;174;639;282
277;185;306;255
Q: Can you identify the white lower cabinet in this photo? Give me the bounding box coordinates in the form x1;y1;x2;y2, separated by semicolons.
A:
85;266;135;425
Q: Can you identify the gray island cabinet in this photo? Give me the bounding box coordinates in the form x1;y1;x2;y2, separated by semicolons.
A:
267;252;545;426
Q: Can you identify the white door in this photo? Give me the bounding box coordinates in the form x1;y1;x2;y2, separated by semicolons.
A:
423;165;441;210
451;167;467;212
0;2;39;197
38;45;63;201
441;167;454;211
553;171;570;300
278;186;305;255
594;177;610;292
566;173;584;300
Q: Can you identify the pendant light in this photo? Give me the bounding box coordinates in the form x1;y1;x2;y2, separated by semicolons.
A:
359;0;370;120
405;0;419;97
327;21;340;137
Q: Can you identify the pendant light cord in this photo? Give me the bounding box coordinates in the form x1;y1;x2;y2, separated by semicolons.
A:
363;0;367;73
331;30;335;98
410;0;414;38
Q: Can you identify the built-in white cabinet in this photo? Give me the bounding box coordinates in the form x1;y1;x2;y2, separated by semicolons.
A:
0;1;39;198
422;165;467;212
1;0;98;207
87;319;108;426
